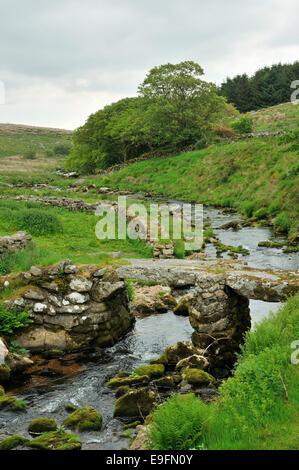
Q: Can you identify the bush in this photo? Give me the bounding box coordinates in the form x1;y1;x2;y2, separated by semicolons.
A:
0;303;32;336
274;212;291;232
53;143;72;156
231;116;253;134
16;209;63;236
253;207;268;220
239;200;257;218
174;240;185;259
147;393;209;450
23;149;36;159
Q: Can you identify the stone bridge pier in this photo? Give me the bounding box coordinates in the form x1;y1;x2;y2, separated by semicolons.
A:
190;274;250;369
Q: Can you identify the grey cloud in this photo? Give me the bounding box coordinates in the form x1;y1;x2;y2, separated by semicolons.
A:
0;0;298;128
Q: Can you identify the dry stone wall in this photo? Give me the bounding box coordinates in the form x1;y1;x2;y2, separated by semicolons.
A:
0;231;33;259
4;260;134;352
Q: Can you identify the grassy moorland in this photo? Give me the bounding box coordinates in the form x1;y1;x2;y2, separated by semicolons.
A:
148;294;299;450
0;123;72;157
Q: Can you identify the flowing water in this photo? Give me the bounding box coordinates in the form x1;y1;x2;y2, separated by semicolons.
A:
0;199;298;449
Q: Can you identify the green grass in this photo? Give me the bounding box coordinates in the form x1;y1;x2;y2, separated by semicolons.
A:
148;294;299;450
94;135;299;237
0;199;152;274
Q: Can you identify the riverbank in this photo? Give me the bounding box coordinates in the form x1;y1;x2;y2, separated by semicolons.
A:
146;293;299;450
93;135;299;239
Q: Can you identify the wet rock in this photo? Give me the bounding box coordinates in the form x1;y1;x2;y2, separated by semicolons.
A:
132;285;176;316
165;341;202;366
63;406;102;432
114;388;157;418
6;353;34;374
152;376;176;389
0;364;10;384
173;293;193;316
176;354;209;371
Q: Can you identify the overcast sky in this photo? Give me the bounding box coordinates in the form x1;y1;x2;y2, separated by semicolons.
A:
0;0;298;129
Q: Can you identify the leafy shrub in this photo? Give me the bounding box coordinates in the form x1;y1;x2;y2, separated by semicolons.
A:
147;393;209;450
126;280;135;301
231;116;253;134
174;240;185;259
23;149;36;159
253;207;268;220
0;304;32;336
268;200;281;217
53;143;72;156
0;253;12;275
16;209;63;236
274;212;291;232
194;135;210;150
239;200;257;218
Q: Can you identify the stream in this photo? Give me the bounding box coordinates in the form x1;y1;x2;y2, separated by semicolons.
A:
0;200;298;449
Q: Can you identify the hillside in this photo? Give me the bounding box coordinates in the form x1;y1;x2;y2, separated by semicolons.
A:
96;105;299;238
248;101;299;132
0;123;72;158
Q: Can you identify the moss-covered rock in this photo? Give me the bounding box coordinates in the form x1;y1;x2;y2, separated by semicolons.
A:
122;420;141;430
173;294;193;316
28;430;82;450
0;385;5;396
165;342;199;365
0;435;30;450
116;386;131;398
114;388;157;418
0;364;10;384
107;375;149;388
65;403;78;413
134;364;165;379
152;376;176;389
150;353;168;366
181;368;216;386
28;417;57;434
63;406;102;432
0;393;26;412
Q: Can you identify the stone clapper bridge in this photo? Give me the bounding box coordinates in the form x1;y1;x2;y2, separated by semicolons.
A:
1;257;298;369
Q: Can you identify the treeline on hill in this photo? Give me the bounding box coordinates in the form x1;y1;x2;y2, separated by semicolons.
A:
219;61;299;113
66;61;239;173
